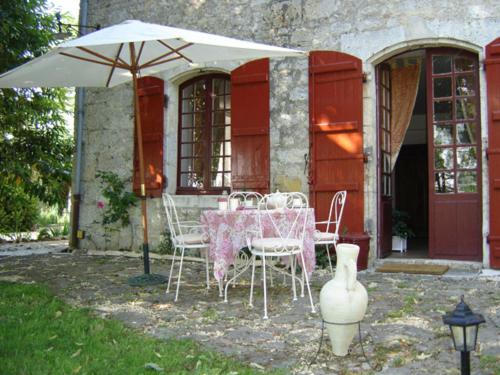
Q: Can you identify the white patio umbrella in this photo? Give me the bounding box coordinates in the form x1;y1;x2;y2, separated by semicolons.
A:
0;20;304;284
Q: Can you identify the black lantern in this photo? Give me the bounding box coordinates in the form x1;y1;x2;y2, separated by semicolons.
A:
442;296;485;375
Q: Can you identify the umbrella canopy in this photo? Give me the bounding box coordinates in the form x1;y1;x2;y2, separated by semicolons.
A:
0;19;304;88
0;20;304;283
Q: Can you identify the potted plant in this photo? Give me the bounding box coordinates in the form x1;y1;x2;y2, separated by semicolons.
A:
392;209;414;252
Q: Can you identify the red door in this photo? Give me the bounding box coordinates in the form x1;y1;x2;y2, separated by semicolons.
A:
486;37;500;268
309;51;364;233
377;64;393;257
133;76;164;197
427;49;482;260
230;59;270;194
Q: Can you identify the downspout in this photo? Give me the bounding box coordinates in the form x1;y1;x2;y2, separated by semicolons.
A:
69;0;89;248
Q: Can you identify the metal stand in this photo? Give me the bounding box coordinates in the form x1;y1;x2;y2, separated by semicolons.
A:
309;319;381;371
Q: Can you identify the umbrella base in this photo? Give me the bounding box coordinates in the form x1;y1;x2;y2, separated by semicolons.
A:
127;273;168;286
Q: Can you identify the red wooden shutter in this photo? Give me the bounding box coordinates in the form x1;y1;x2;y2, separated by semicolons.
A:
486;38;500;269
230;59;270;194
133;76;164;198
309;51;364;233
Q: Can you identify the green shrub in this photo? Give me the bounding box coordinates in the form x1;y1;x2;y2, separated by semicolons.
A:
0;183;39;239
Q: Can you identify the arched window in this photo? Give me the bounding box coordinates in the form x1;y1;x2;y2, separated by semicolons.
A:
177;74;231;194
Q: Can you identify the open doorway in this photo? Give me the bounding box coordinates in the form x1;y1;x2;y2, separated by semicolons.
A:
378;49;429;259
393;50;428;257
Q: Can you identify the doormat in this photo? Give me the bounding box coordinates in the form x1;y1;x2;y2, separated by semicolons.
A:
375;263;449;275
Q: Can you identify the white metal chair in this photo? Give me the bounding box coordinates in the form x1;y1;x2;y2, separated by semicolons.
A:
162;193;210;302
223;191;263;302
313;190;347;276
247;192;316;319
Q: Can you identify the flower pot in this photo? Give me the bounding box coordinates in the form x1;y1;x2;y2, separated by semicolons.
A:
319;243;368;356
392;235;407;252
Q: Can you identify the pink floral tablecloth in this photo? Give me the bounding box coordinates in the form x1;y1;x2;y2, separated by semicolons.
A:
200;208;316;281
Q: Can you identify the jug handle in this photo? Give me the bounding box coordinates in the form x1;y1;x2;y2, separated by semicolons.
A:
344;259;357;291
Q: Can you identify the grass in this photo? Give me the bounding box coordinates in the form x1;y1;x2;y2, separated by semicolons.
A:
0;281;281;375
480;354;500;375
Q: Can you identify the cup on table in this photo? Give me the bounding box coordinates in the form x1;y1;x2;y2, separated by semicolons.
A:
218;198;228;210
229;198;240;211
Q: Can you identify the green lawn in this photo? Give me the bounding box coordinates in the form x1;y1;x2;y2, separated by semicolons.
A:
0;281;280;375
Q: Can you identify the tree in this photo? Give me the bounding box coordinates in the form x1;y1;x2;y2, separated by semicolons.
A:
0;0;74;227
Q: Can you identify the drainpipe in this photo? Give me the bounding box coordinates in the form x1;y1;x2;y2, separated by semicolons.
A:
69;0;89;248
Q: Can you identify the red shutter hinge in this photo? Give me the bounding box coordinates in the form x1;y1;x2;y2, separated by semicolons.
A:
486;234;490;244
486;148;489;161
362;72;368;83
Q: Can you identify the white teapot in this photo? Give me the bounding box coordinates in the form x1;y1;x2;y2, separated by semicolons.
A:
268;190;287;208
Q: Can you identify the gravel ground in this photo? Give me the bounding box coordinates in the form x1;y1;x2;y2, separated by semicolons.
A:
0;241;499;374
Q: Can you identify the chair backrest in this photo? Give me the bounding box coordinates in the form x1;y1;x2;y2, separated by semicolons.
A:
258;192;309;243
162;193;183;240
325;190;347;235
228;191;263;209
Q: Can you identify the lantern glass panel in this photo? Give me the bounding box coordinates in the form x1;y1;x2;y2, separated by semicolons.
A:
451;325;478;351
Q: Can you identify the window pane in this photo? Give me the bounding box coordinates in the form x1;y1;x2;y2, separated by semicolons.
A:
225;111;231;125
456;98;475;120
181;113;193;128
434;100;452;121
225;125;231;140
180;173;189;187
211;172;223;187
457;146;477;169
212;141;223;158
225;141;231;154
384;153;390;173
224;157;231;171
224;173;231;186
433;56;452;74
210;157;222;172
433;77;452;98
225;95;231;109
181;143;192;158
455;57;474;72
457;171;477;193
213;95;224;110
182;99;193;112
180;158;191;173
456;75;475;96
194;81;205;97
213;111;225;126
212;126;224;143
385;132;390;152
182;84;193;98
434;124;453;145
213;79;224;95
456;123;476;144
181;128;192;143
435;172;455;193
435;148;453;169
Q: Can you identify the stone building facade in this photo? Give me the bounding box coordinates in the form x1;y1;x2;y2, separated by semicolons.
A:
76;0;500;269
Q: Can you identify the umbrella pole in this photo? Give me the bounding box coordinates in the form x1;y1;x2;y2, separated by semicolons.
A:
132;70;150;275
127;64;167;286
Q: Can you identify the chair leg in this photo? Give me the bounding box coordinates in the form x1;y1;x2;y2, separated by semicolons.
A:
300;252;316;314
325;244;334;277
290;255;297;301
204;248;210;290
262;255;268;319
166;246;177;294
249;255;256;307
174;248;185;302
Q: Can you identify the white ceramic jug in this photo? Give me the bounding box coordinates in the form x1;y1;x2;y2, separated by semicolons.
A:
319;243;368;356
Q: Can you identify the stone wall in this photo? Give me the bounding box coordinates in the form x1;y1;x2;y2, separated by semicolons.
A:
78;0;500;266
